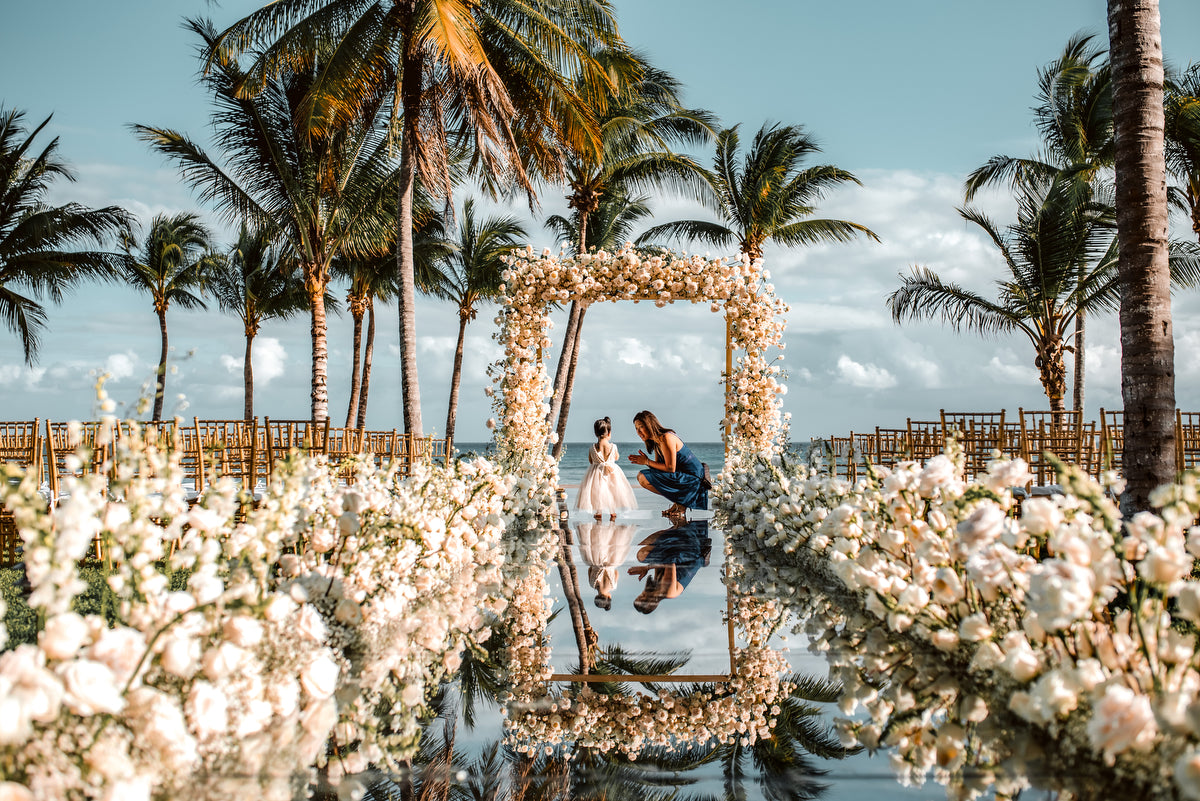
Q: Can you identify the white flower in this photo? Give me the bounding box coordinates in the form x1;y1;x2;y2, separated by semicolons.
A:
39;612;90;660
296;604;328;644
917;455;958;496
187;680;230;739
956;503;1007;550
300;654;340;700
203;641;248;681
1021;497;1063;538
0;782;35;801
1087;684;1157;758
1179;582;1200;623
59;658;125;716
223;617;264;648
1026;559;1094;631
958;613;993;643
160;634;200;678
931;568;965;605
1175;748;1200;800
999;631;1041;682
89;625;145;685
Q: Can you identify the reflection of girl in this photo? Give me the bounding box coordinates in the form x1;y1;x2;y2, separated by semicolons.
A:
575;417;638;520
628;410;707;518
628;519;711;614
576;521;637;610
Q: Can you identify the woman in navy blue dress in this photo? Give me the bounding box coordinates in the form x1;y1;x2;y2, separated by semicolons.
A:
628;410;708;518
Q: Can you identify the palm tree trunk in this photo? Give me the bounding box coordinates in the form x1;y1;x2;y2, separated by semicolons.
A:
1072;310;1086;412
397;32;424;437
345;301;365;428
306;266;330;422
548;301;583;434
244;333;255;421
554;527;593;674
357;302;376;430
1036;338;1068;413
153;307;169;421
1109;0;1175;512
445;310;469;446
553;305;587;460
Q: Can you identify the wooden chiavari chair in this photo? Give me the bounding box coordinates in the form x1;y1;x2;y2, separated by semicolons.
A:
940;410;1008;481
1177;410;1200;473
0;419;42;566
326;426;366;480
1098;408;1124;476
361;429;400;472
45;419;118;560
906;418;944;463
1018;409;1094;490
193;418;262;502
874;427;912;469
264;417;330;477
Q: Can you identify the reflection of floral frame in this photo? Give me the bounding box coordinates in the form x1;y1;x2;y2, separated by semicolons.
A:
502;527;793;756
490;246;789;469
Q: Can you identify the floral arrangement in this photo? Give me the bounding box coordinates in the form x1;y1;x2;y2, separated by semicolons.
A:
499;526;794;756
716;443;1200;800
490;246;789;465
0;422;537;800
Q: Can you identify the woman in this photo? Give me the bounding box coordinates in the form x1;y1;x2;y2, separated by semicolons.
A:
628;410;708;517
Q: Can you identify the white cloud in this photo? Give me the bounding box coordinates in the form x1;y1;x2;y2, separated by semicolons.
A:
613;337;654;368
254;338;287;386
986;349;1038;386
834;355;897;390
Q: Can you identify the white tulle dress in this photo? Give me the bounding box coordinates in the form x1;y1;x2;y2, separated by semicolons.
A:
574;442;638;515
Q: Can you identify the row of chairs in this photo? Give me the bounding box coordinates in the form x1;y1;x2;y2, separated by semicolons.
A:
814;408;1200;486
0;418;453;566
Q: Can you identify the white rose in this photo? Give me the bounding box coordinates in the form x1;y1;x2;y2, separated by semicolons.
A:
1020;497;1062;538
89;626;146;685
930;629;959;652
1087;684;1158;757
39;613;90;660
299;654;339;700
310;528;337;553
223;617;264;648
160;634;200;678
295;605;328;644
59;659;125;716
264;594;296;623
957;504;1007;550
1178;583;1200;623
931;568;965;605
917;455;958;496
203;642;248;681
187;681;230;739
958;613;993;642
0;782;35;801
268;677;301;718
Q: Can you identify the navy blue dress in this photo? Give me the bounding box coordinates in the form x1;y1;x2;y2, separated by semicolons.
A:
643;520;711;590
640;442;708;510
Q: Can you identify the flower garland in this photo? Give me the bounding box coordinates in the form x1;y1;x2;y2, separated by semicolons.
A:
0;423;540;800
490;246;789;469
717;444;1200;800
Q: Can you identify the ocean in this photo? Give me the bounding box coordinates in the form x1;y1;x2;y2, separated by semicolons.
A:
455;441;726;487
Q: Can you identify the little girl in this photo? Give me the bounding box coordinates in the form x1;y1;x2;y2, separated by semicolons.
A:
575;417;638;520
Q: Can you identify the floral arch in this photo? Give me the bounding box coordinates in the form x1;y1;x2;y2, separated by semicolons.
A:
489;246;790;477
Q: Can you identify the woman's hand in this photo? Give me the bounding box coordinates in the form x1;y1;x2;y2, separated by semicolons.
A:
629;450;649;466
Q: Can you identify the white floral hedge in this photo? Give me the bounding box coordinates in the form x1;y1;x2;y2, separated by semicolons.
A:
0;425;545;801
490;246;789;466
717;443;1200;800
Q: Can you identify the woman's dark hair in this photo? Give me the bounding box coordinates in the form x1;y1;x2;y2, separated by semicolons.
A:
633;410;673;459
594;417;611;438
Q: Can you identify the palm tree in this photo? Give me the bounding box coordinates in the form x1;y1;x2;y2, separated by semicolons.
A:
1108;0;1175;512
639;122;879;263
1165;62;1200;242
888;175;1118;413
965;34;1113;412
209;225;309;420
119;212;215;421
423;198;525;446
135;18;401;422
210;0;619;437
545;191;653;458
545;50;717;457
334;253;396;430
0;108;129;364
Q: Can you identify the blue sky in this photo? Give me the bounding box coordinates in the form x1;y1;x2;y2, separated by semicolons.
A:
4;1;1200;443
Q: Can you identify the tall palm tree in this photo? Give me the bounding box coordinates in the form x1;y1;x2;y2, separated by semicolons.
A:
209;225;309;420
0;108;129;365
965;34;1113;412
888;175;1119;412
1108;0;1175;512
210;0;619;437
545;49;716;457
545;191;653;458
1164;62;1200;243
333;252;397;430
639;122;879;263
135;18;401;422
119;212;216;421
423;198;525;446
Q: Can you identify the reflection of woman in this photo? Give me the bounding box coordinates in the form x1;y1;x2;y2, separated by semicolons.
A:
576;521;637;610
628;519;711;614
628;410;708;518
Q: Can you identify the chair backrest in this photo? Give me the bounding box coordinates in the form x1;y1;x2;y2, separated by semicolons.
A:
264;418;330;474
906;419;943;462
939;411;1008;481
0;419;42;480
1018;408;1088;486
361;429;399;471
1177;410;1200;473
45;419;117;499
194;418;260;492
874;427;912;468
1099;408;1124;474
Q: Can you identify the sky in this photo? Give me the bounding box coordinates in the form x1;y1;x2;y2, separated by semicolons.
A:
4;1;1200;445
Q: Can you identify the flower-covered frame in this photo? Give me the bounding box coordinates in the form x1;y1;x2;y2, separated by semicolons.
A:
491;247;793;753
